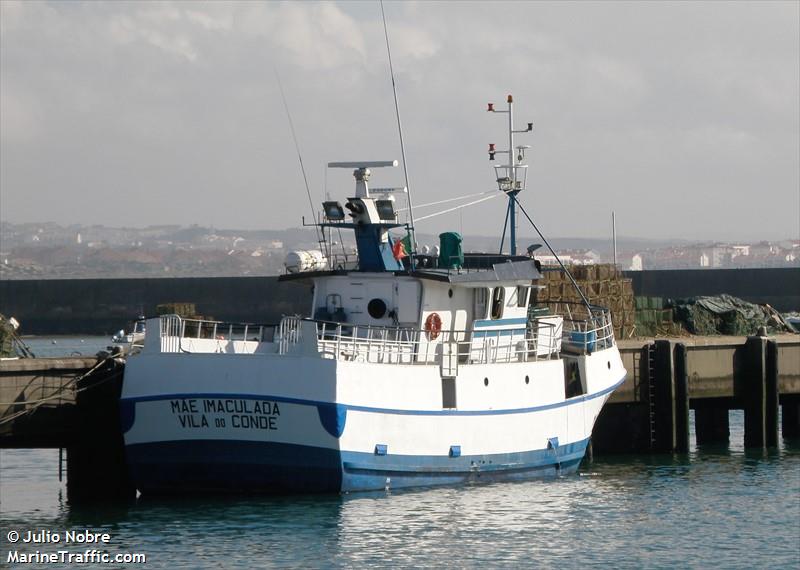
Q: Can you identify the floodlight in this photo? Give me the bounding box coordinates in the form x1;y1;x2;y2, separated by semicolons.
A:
323;201;346;221
344;199;366;219
375;199;397;221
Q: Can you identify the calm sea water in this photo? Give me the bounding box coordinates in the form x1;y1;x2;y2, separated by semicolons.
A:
1;337;798;568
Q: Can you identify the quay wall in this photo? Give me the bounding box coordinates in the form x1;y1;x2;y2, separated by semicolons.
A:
611;335;800;404
0;267;798;335
623;267;800;311
0;276;312;335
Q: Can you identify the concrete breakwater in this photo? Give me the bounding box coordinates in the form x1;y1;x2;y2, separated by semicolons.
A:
0;276;312;335
0;268;798;336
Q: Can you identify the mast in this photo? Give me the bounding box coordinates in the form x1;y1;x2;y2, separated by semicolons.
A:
380;1;417;268
612;211;618;267
508;95;516;256
488;95;533;255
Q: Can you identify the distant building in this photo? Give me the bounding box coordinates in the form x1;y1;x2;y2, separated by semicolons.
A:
731;244;750;258
536;249;600;266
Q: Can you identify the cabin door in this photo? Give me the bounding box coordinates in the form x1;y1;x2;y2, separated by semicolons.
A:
463;288;490;362
394;281;421;328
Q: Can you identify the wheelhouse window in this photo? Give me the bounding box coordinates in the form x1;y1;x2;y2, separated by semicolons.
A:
474;288;488;320
491;287;505;320
516;285;529;308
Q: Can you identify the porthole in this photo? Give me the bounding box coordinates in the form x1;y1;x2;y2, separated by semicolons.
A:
525;375;530;384
607;361;611;369
484;377;489;386
367;298;388;319
448;288;453;298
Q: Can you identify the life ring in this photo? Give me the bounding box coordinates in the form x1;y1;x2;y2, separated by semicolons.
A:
425;312;442;340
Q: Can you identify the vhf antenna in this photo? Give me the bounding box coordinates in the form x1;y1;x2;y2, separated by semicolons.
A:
487;95;533;256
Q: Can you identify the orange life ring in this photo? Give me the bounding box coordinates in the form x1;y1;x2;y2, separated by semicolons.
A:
425;312;442;340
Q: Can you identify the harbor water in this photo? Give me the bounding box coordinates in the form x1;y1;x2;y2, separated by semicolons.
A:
1;338;799;568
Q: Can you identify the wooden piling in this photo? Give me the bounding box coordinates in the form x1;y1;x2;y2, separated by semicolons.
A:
782;395;800;439
743;336;780;449
651;339;676;453
66;358;135;503
695;405;730;445
743;336;765;448
766;340;779;447
673;342;690;453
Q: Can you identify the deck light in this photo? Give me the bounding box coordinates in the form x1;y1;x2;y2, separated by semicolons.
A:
345;199;365;216
375;199;397;221
323;201;345;221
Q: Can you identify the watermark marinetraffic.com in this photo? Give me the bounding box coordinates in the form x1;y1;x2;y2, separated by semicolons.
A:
5;529;146;565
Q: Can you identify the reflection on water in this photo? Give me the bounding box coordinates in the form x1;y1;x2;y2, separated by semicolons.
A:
2;439;798;568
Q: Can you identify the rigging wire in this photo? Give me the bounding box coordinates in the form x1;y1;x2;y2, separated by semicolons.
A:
274;68;323;248
414;193;500;223
499;202;510;254
396;190;495;212
380;0;417;265
0;355;123;426
509;193;591;309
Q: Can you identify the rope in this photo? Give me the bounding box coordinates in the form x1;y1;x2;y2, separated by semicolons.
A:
508;193;591;309
0;355;123;425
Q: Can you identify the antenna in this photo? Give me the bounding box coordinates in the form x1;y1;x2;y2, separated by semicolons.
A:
487;94;534;255
380;0;417;268
275;68;325;251
612;210;618;267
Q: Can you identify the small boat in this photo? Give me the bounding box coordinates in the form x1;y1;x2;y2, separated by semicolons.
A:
112;318;146;346
120;97;626;494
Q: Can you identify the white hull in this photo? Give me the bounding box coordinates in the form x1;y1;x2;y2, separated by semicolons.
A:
121;337;624;493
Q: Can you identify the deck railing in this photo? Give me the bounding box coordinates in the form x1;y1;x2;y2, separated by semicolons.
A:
158;315;274;353
547;302;616;354
156;309;615;361
313;319;560;365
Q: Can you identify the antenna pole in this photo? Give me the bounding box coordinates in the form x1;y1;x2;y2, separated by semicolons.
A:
488;94;532;256
507;95;517;255
380;1;417;268
612;210;618;267
274;68;324;250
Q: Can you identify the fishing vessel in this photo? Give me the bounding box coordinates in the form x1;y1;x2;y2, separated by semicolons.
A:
120;96;626;494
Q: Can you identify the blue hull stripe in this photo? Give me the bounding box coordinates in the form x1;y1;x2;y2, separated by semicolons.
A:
472;330;526;339
125;438;590;494
473;317;528;328
121;375;624;417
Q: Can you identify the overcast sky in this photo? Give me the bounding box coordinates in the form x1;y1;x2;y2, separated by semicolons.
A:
1;1;798;242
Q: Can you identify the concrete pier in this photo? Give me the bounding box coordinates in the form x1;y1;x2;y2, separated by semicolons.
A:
0;355;134;502
594;334;800;454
